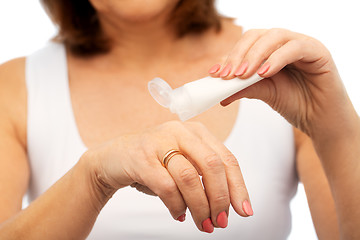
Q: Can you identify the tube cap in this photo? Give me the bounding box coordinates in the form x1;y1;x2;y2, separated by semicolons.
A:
148;78;173;108
148;78;194;121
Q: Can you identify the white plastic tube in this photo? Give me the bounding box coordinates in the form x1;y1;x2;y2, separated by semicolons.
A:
148;74;263;121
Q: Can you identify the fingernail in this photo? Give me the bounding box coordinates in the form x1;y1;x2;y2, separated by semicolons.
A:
208;63;221;74
216;211;228;228
235;62;248;76
242;200;253;216
257;62;270;75
202;218;214;233
219;64;232;78
176;213;186;222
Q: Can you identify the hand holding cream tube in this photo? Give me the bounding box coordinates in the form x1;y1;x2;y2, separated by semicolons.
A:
148;74;263;121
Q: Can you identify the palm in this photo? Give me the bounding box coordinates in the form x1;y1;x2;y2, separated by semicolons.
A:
237;59;341;136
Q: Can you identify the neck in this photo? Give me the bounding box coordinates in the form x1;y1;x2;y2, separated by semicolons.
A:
96;11;185;69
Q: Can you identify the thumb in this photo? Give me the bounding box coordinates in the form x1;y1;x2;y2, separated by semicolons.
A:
220;77;277;107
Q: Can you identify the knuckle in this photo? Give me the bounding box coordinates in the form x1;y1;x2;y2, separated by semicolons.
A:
159;179;178;197
244;28;261;37
204;153;223;170
178;167;199;186
226;54;240;64
139;134;157;151
232;181;248;194
186;121;207;133
168;201;186;217
186;121;203;129
288;39;301;51
212;193;230;206
222;153;240;168
246;48;262;60
157;121;186;141
269;27;286;36
262;79;277;106
301;37;318;49
161;120;184;131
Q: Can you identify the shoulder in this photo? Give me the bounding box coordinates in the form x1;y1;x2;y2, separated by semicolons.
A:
0;57;27;110
0;56;25;76
0;57;26;90
0;57;27;147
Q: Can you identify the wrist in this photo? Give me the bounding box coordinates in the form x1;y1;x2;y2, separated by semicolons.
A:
308;98;360;144
309;111;360;165
78;151;117;211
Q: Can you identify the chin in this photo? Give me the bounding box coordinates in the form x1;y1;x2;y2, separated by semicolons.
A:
90;0;179;23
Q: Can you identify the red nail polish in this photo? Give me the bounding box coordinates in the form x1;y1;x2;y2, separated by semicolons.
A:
208;64;221;74
216;211;228;228
220;64;232;78
235;62;248;76
257;63;270;75
202;218;214;233
242;200;253;216
177;213;186;222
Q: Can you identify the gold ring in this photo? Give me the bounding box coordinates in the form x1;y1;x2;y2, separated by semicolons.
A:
162;149;183;169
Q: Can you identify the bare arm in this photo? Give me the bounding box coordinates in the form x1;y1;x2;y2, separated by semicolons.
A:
0;158;113;239
0;59;113;239
311;108;360;239
0;58;29;223
295;128;339;239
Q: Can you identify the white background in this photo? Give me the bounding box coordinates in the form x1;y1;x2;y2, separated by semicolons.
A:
1;1;359;239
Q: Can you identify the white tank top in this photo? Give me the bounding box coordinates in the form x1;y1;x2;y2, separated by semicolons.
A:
25;42;298;240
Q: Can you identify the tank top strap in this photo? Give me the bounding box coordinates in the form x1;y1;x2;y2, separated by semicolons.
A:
26;42;69;117
25;42;86;200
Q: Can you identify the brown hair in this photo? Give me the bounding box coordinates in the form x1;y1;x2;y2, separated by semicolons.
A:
41;0;222;56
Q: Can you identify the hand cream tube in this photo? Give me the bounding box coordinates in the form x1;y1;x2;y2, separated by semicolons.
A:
148;74;264;121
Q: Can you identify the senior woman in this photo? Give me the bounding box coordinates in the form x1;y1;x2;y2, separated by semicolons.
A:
0;0;359;239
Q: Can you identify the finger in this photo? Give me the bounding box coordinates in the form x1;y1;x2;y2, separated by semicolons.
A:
220;37;328;106
139;162;188;222
174;126;231;228
209;29;266;79
220;39;312;106
188;122;252;218
166;153;214;233
220;77;275;107
259;39;328;78
220;68;294;110
130;182;157;196
240;28;295;79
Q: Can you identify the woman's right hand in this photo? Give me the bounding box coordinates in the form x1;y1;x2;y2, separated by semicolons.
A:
81;121;251;233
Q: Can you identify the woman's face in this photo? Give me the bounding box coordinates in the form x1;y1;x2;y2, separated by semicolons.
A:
89;0;180;23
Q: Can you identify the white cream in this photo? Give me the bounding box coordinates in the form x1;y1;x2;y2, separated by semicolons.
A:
148;74;263;121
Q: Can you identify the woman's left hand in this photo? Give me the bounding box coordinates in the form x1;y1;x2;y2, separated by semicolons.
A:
209;28;356;142
208;28;360;239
